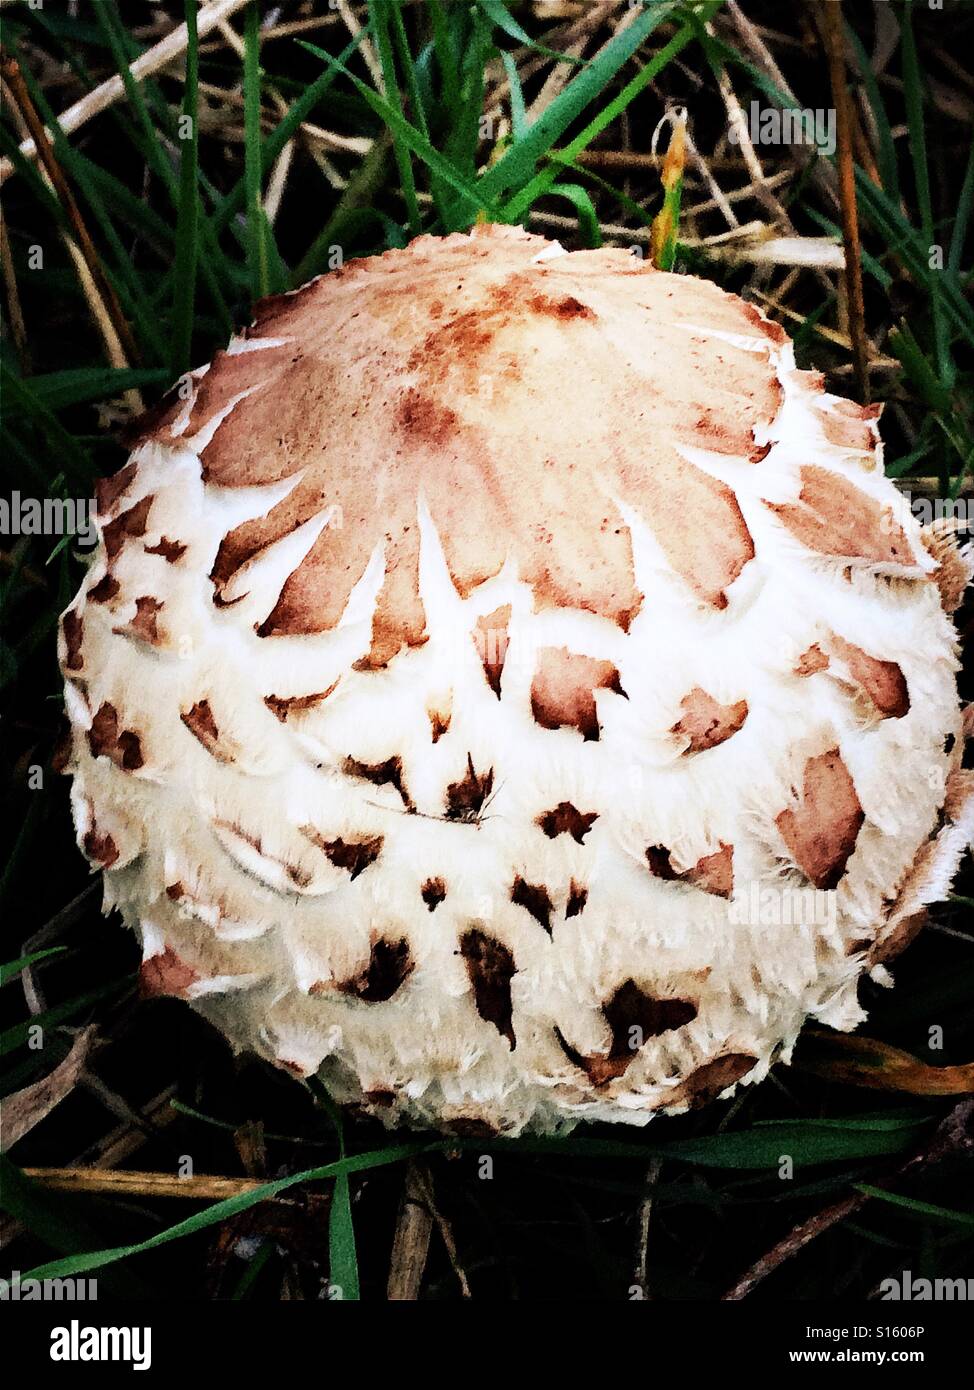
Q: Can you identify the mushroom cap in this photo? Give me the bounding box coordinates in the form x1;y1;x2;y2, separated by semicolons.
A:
60;226;973;1135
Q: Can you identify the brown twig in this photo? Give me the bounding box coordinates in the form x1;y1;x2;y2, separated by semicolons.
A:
0;204;30;372
21;1166;268;1200
723;1100;974;1300
819;0;869;401
411;1161;472;1299
386;1158;434;1300
0;51;140;368
634;1157;662;1299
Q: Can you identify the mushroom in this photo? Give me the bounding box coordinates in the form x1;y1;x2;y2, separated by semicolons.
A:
59;225;973;1136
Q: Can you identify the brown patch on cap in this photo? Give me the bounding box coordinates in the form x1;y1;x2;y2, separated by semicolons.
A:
263;683;338;722
536;801;598;844
180;699;228;759
421;877;446;911
668;1052;756;1108
671;687;748;753
301;827;383;880
114;595;163;647
276;1057;310;1077
795;643;829;676
524;289;595;321
192;347;292;458
102;494;153;560
776;748;864;890
921;524;972;614
473;605;510;697
510;875;554;935
88;702;144;771
641;458;756;608
829;634;909;719
139;946;198;999
531;648;624;741
459;928;516;1047
145;536;187;563
82;825;119;868
187;231;785;664
444;1116;499;1138
566;881;588;917
95;462;137;515
678;403;776;463
646;843;734;898
428;704;451;742
646;845;679;882
738;299;789;346
444;754;494;822
556;980;697;1087
337;936;413;1003
88;573;121;604
821;398;881;453
397;388;462;449
767;466;917;567
685;843;734;899
342;754;414;811
872;909;928;965
62;609;84;671
364;1088;396;1109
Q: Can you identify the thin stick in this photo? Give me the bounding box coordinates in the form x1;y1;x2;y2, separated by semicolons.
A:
21;1166;267;1200
820;1;869;401
387;1159;433;1300
0;54;139;368
634;1158;662;1299
0;205;30;372
411;1161;472;1299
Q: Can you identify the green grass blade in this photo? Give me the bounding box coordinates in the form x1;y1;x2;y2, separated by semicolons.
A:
0;366;92;486
328;1173;361;1300
170;0;200;377
949;135;974;276
211;31;367;237
477;0;685;214
299;41;491;223
18;1142;444;1283
845;23;900;202
855;1186;974;1229
1;948;65;988
476;0;584;64
900;0;947;382
546;182;602;247
244;2;270;300
8;367;170;416
500;3;721;222
501;51;527;140
371;0;422;236
0;979;130;1056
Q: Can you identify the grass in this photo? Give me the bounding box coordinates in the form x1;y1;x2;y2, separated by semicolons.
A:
1;0;972;1301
